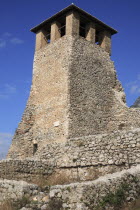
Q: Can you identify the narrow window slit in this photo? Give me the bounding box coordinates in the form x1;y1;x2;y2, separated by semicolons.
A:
80;23;86;38
33;143;38;155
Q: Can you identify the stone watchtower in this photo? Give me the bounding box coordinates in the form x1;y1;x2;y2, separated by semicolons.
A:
7;5;140;159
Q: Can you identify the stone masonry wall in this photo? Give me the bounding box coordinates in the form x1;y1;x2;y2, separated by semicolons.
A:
0;166;140;209
38;128;140;168
37;128;140;181
0;159;55;182
68;37;140;138
49;165;140;210
0;179;38;202
1;128;140;182
7;36;73;159
7;35;140;159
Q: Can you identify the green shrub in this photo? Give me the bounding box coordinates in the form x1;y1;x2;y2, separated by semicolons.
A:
47;198;63;210
98;183;130;209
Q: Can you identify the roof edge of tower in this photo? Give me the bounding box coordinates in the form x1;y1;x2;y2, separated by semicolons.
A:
30;4;117;35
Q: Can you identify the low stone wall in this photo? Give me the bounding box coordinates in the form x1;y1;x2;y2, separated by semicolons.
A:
0;159;127;183
0;159;128;183
0;128;140;182
1;166;140;209
39;128;140;168
49;165;140;210
0;159;55;182
0;179;38;202
36;128;140;180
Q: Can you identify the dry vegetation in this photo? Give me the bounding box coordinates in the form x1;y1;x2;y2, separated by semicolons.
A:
0;200;14;210
122;198;140;210
33;173;71;188
0;196;30;210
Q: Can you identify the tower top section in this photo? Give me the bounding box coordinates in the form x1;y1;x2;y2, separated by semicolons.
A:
31;4;117;55
31;4;117;35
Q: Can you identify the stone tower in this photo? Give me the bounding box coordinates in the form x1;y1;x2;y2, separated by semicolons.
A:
7;4;140;159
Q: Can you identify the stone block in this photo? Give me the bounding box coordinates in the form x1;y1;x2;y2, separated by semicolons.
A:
66;11;80;36
51;21;61;42
35;30;47;51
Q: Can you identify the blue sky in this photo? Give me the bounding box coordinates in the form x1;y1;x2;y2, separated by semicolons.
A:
0;0;140;158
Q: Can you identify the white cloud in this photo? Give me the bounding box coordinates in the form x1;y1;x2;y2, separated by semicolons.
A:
125;74;140;95
4;84;16;94
0;33;24;49
0;84;17;99
0;94;9;99
3;32;12;37
0;133;13;159
137;74;140;80
10;38;24;45
130;85;139;94
0;39;6;48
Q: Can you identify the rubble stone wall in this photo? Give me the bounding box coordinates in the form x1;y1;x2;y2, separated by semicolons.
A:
49;165;140;210
7;35;73;159
0;179;38;202
1;128;140;182
68;37;140;138
0;166;140;209
0;159;55;182
39;128;140;168
7;35;140;159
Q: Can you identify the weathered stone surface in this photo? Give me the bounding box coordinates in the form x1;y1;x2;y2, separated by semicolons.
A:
7;35;140;160
1;165;140;209
0;179;38;202
49;165;140;210
0;159;55;182
0;128;140;182
66;11;80;36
